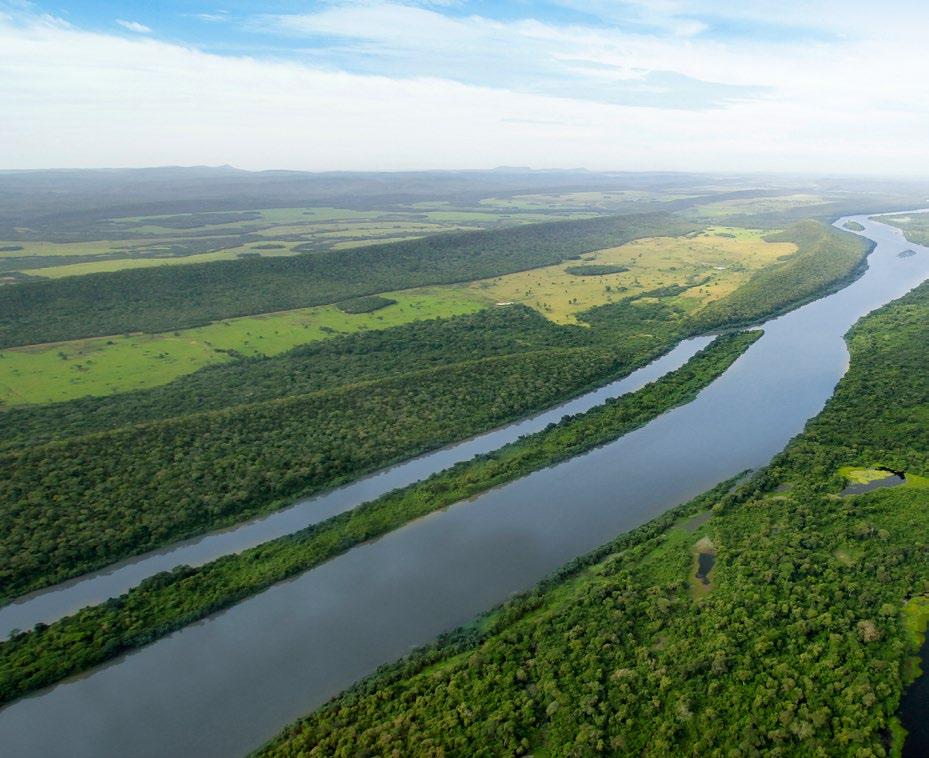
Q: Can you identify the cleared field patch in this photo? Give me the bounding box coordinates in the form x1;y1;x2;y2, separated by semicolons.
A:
332;236;423;250
838;465;896;485
466;227;796;324
0;287;488;404
311;222;455;239
689;536;717;598
0;240;132;259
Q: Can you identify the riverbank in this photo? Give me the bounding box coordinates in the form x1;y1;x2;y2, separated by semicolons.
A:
0;335;713;636
0;332;760;706
257;235;929;758
0;218;868;604
2;214;928;757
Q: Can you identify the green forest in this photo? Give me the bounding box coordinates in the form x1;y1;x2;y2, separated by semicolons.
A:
0;169;911;757
257;277;929;757
0;302;690;597
0;345;623;597
0;212;694;347
0;331;759;705
0;219;870;599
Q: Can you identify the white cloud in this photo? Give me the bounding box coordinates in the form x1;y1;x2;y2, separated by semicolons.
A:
261;3;761;107
115;19;151;34
1;6;929;175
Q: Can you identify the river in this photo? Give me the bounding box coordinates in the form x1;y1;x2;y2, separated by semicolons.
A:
2;213;928;757
0;335;713;635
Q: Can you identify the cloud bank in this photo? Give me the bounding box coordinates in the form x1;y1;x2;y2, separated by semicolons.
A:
1;2;929;174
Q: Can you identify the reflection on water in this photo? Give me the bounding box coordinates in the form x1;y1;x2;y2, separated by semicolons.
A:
696;553;716;585
901;636;929;757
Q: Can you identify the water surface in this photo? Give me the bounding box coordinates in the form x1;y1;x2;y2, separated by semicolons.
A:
0;335;711;634
3;214;929;758
901;635;929;757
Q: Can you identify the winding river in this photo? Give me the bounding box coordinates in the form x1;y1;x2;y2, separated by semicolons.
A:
2;214;929;757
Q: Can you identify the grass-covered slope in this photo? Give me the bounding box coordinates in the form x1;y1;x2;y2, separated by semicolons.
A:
0;331;759;705
258;280;929;757
0;212;693;347
690;220;870;331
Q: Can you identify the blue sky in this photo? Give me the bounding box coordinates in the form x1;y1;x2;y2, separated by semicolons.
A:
3;1;929;173
23;1;829;107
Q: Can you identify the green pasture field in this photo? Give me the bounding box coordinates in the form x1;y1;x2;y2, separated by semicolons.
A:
18;245;297;278
0;286;489;404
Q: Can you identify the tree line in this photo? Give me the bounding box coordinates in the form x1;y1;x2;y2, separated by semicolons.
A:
691;220;870;331
0;212;694;347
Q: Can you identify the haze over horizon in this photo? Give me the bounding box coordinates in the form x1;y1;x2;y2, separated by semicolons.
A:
3;1;929;175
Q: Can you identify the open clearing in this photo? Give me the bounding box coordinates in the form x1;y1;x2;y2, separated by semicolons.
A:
2;225;797;403
19;245;299;278
466;227;796;323
0;287;488;404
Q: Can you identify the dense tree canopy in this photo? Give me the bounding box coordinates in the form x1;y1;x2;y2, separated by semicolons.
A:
257;280;929;757
0;332;758;704
0;346;623;597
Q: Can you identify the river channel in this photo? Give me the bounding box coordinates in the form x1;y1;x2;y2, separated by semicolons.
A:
2;213;927;757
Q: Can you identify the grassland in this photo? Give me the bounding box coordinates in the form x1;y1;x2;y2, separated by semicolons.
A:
466;226;795;323
1;222;858;404
0;240;136;258
0;213;695;349
477;191;664;211
1;220;866;405
839;465;897;485
0;287;487;404
17;245;298;278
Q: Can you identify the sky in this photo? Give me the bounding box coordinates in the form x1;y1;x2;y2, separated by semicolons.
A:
2;1;929;174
